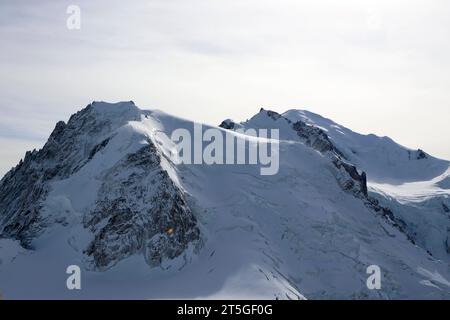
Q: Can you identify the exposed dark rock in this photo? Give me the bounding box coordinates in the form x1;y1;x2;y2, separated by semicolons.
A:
292;120;346;159
266;110;283;121
331;158;368;197
446;229;450;254
83;143;200;270
88;137;111;160
443;203;450;213
360;172;368;197
407;149;428;160
365;197;414;244
0;146;50;246
417;149;427;160
219;119;236;130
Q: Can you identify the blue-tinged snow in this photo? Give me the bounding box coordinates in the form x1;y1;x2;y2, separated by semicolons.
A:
0;102;449;299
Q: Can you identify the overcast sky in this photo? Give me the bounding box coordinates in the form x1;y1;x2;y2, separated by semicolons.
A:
1;0;449;176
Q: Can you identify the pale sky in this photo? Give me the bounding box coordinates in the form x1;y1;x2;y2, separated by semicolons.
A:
1;0;449;176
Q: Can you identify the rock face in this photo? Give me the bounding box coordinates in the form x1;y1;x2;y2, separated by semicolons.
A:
83;143;200;271
292;120;342;156
0;149;49;247
331;158;368;197
0;101;201;270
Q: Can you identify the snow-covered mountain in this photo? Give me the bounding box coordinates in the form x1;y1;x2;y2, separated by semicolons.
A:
0;101;449;299
281;110;450;262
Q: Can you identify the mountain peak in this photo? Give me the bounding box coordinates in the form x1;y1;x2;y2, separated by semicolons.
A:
88;100;141;118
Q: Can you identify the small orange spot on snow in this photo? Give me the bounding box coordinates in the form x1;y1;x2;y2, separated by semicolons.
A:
166;227;174;235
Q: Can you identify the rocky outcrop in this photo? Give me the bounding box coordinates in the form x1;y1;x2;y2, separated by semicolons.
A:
417;149;428;160
331;157;368;197
219;119;237;130
292;120;342;156
260;108;283;121
408;149;428;160
446;229;450;254
83;142;200;271
0;149;49;247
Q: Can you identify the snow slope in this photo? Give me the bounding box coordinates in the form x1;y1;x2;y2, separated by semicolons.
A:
0;102;449;299
282;110;449;183
282;110;450;262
